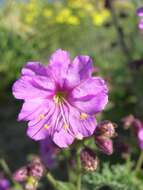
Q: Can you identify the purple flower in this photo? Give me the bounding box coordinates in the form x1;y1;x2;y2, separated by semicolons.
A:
0;176;10;190
133;119;143;150
40;139;60;168
137;7;143;17
138;127;143;149
12;49;108;148
122;115;143;150
138;19;143;30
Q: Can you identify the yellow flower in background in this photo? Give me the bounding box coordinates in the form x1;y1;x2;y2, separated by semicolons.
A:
43;9;53;18
56;8;71;23
56;8;80;25
83;3;94;12
28;2;36;12
68;0;84;8
24;0;39;25
67;15;80;25
92;10;110;26
68;0;95;19
25;13;35;24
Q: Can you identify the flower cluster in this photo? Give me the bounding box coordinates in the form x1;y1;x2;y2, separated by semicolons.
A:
21;0;111;27
13;157;45;190
13;49;108;148
137;7;143;30
79;120;117;171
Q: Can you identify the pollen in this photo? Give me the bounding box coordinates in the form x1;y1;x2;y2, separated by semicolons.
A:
40;114;45;119
44;124;50;129
80;113;88;120
64;123;69;130
37;114;45;121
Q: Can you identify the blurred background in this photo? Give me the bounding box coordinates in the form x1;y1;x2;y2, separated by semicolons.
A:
0;0;143;170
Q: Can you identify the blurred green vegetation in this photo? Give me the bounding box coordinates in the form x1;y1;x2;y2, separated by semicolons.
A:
0;0;143;174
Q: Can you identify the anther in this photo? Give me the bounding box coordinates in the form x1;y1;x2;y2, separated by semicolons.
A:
44;124;50;129
64;123;69;130
80;113;88;120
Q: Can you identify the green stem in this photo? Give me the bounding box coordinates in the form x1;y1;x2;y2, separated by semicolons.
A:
135;151;143;174
46;172;58;190
0;158;24;190
109;1;131;62
126;154;131;172
76;147;82;190
0;158;12;177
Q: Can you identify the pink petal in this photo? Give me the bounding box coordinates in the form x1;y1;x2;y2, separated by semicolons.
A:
22;62;48;76
65;55;93;88
27;103;61;140
70;77;108;114
18;99;49;121
53;128;74;148
12;75;54;100
48;49;71;86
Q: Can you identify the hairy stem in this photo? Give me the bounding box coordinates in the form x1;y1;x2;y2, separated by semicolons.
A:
0;158;24;190
46;172;59;190
0;159;12;177
135;151;143;174
76;147;82;190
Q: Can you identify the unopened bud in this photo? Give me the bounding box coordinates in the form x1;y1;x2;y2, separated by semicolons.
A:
122;115;135;129
96;136;113;155
96;120;117;138
28;157;45;180
13;166;28;182
80;148;99;172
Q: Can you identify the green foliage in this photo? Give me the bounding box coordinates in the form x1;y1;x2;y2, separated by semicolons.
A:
83;163;142;190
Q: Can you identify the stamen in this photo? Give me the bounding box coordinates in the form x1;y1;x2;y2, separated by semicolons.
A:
37;114;45;121
80;113;88;120
64;123;69;130
44;124;50;129
40;114;45;119
59;102;69;131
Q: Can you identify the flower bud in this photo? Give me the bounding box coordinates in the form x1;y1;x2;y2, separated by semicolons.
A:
122;115;135;129
28;157;45;180
80;148;99;172
137;7;143;17
96;136;113;155
13;166;28;182
95;120;117;138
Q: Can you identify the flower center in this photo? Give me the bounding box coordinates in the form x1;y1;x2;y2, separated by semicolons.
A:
53;91;66;104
